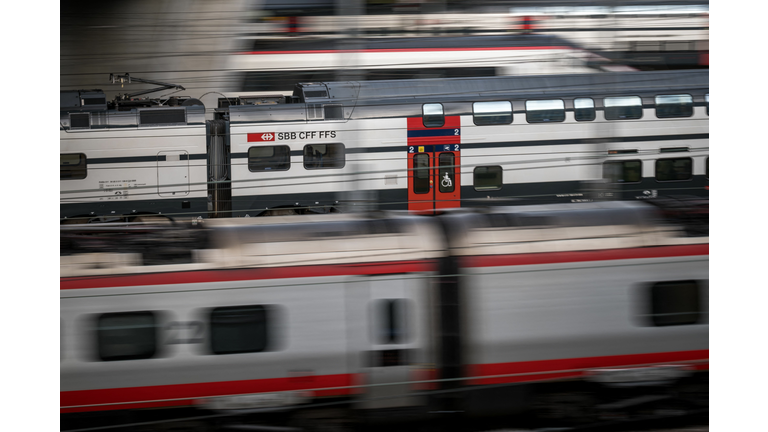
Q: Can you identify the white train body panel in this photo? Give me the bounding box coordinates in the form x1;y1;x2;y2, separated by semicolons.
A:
60;126;208;205
463;257;708;367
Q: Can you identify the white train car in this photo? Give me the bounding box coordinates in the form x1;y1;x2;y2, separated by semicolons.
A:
223;70;708;216
60;91;210;223
60;70;708;222
227;34;608;94
443;203;708;418
60;202;708;431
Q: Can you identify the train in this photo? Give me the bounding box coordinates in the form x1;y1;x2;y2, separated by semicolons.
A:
229;33;623;94
60;200;708;431
60;69;708;223
243;4;708;72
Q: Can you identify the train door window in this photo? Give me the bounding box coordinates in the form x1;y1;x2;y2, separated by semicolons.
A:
209;305;269;355
603;160;642;183
473;101;512;125
574;98;596;122
655;157;692;181
423;103;444;127
303;143;345;169
249;145;290;171
69;113;90;129
525;99;565;123
376;299;409;344
96;312;158;361
474;166;502;191
438;153;455;193
413;153;430;194
646;280;703;326
604;96;643;120
655;94;693;118
61;153;87;180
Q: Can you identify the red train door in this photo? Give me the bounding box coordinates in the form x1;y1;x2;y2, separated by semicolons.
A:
406;116;461;214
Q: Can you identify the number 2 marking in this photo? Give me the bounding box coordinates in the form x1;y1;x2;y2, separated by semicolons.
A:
167;321;204;344
454;129;460;135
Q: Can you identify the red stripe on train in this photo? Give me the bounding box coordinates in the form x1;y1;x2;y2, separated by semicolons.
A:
61;373;358;413
461;244;708;268
60;260;436;290
62;350;708;413
61;245;707;290
467;349;709;385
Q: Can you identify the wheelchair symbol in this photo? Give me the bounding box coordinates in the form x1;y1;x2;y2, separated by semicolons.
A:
441;172;452;188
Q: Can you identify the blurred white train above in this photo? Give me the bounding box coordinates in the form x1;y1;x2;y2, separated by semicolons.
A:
60;70;708;223
228;33;620;95
237;3;708;81
61;201;708;431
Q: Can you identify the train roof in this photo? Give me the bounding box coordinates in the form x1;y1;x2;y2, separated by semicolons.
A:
294;69;709;104
60;201;706;278
441;200;707;256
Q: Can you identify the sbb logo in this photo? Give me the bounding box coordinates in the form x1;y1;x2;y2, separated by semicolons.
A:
247;132;275;142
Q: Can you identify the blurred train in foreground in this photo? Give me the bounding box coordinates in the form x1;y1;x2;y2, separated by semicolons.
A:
60;70;708;223
61;201;708;431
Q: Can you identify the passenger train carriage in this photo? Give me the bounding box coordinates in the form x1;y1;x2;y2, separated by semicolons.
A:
60;70;708;222
60;201;708;431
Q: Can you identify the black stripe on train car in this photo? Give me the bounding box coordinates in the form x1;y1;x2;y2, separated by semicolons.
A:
230;133;709;161
230;146;405;159
87;154;207;164
454;133;709;150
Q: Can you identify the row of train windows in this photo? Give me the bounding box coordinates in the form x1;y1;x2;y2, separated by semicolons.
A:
67;300;408;362
61;153;705;185
249;143;345;171
425;94;709;127
469;157;706;192
58;144;347;180
67;281;703;363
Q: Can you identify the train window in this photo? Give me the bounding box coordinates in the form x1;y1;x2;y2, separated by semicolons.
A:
377;299;409;344
655;94;693;118
655;157;692;181
438;153;455;193
139;109;186;126
647;280;703;326
474;166;502;191
413;153;430;194
96;312;158;361
604;96;643;120
209;305;269;355
60;153;87;180
603;160;642;183
324;104;344;120
574;98;596;121
525;99;565;123
706;94;709;116
248;146;290;172
70;113;90;129
303;143;345;169
472;101;512;125
423;103;444;127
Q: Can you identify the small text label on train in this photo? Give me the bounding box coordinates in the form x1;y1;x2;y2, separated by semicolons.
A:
248;131;338;142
